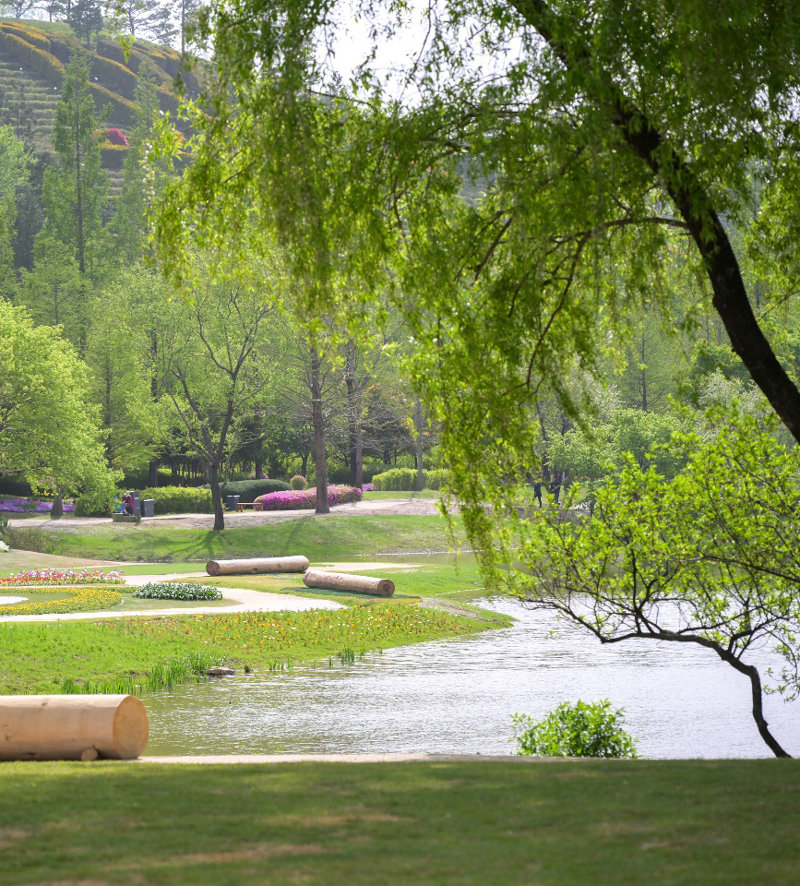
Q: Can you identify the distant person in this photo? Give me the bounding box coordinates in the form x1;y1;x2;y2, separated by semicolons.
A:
533;481;543;508
550;471;565;505
122;491;134;516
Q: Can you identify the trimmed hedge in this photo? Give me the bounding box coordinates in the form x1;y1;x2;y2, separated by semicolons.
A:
0;29;65;87
219;479;290;499
141;485;212;514
371;468;452;491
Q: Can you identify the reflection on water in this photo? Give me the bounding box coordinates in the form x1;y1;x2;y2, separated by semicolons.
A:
143;597;799;759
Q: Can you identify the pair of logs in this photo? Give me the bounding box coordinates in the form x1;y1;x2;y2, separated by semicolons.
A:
206;555;309;576
205;556;395;596
0;695;148;761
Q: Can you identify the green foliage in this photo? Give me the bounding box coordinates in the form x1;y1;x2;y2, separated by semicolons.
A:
516;407;800;756
220;478;291;498
0;299;116;502
141;485;212;514
512;700;638;759
132;581;222;601
289;474;307;490
372;468;451;491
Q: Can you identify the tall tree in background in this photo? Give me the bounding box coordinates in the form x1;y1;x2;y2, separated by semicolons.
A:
42;51;108;280
67;0;104;47
0;125;29;302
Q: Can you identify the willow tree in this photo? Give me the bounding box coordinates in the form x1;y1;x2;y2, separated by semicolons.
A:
153;1;800;752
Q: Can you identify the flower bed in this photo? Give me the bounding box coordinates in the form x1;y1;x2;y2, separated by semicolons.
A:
254;485;363;511
133;582;222;601
0;585;124;616
0;567;124;586
0;498;75;514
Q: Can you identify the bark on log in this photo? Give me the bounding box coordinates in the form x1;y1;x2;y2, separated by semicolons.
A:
0;694;149;761
206;556;310;576
303;568;395;597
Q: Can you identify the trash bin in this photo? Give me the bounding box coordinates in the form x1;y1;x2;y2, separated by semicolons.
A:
130;490;141;517
226;494;240;511
141;499;155;518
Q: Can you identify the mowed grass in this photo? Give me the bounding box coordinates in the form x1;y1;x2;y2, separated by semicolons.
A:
0;602;500;694
6;514;465;562
1;759;798;885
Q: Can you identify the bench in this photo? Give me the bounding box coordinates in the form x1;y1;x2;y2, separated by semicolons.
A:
235;502;264;512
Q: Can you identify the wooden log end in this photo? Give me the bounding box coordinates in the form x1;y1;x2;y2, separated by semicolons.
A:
206;560;221;576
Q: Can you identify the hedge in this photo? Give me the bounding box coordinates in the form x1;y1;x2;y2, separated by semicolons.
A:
0;29;65;88
141;485;212;514
371;468;452;491
219;479;290;500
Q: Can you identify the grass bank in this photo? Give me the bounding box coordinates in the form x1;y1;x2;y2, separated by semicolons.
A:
0;601;501;695
1;759;798;885
6;514;465;562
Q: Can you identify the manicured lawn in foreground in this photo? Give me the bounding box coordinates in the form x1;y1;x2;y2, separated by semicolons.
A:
0;759;797;885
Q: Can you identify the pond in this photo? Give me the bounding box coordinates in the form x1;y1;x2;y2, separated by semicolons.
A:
142;596;800;759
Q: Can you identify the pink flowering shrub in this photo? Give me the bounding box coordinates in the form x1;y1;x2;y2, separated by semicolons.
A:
106;127;129;146
255;485;362;511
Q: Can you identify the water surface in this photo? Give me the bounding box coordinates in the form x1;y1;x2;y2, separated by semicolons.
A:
143;597;799;758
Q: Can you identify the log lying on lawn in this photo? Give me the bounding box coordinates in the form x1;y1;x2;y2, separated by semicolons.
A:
206;555;310;576
303;568;395;597
0;694;149;761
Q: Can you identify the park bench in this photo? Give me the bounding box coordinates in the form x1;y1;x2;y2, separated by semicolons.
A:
235;502;264;512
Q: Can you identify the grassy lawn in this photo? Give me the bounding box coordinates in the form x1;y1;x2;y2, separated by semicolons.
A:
0;758;798;885
6;514;466;562
0;597;503;694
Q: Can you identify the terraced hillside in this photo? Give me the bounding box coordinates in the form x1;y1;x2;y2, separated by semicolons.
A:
0;19;198;190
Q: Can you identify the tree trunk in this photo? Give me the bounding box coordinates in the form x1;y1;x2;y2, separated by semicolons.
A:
414;398;425;492
310;345;329;514
208;460;225;530
50;493;63;520
515;0;800;444
148;459;159;487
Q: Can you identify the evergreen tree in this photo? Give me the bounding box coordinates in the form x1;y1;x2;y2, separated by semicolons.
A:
41;51;109;281
67;0;104;48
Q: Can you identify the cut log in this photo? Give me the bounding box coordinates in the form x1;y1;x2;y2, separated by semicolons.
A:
303;568;395;597
206;556;310;576
0;694;149;761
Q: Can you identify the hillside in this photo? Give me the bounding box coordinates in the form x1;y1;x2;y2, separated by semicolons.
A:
0;19;199;189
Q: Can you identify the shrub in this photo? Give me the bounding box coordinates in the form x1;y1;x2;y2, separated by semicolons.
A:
105;127;129;145
220;478;290;500
255;485;362;511
289;474;308;490
371;468;451;491
512;700;638;759
371;468;418;491
141;485;212;514
133;582;222;601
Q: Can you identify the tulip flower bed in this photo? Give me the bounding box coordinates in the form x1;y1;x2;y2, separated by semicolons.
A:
0;498;75;514
0;585;123;616
0;567;124;585
133;582;222;601
254;484;362;511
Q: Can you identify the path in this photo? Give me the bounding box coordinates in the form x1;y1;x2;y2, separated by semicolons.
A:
5;495;447;532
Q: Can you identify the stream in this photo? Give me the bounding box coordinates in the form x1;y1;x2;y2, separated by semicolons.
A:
142;596;799;758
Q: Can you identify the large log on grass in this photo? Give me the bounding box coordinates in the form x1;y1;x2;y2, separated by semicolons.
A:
303;568;395;597
206;556;310;576
0;694;149;761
